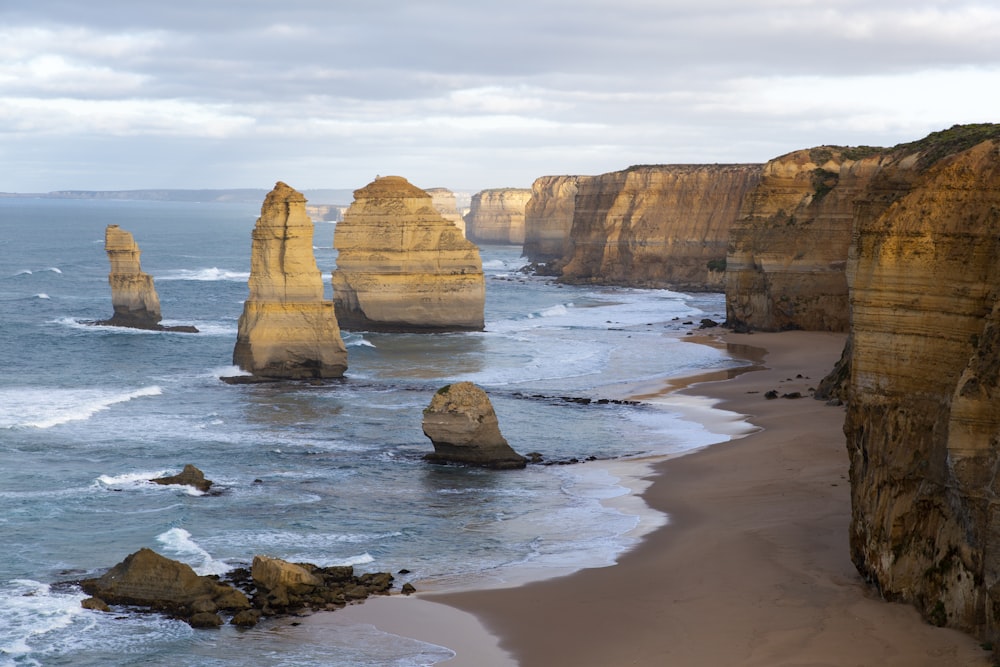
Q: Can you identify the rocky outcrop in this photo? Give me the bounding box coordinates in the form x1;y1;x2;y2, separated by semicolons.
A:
422;382;526;469
559;164;763;291
233;182;347;379
522;175;590;269
725;147;888;332
97;225;197;332
331;176;485;332
464;188;532;244
150;464;213;493
842;125;1000;643
247;556;393;616
425;187;466;236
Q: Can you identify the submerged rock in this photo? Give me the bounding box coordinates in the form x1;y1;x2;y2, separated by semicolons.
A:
150;464;213;493
422;382;527;469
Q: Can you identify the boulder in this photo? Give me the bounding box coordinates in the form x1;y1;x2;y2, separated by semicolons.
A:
233;182;348;379
422;382;527;469
251;555;322;595
150;464;213;493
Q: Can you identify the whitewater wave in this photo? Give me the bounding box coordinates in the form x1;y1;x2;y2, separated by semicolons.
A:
35;293;50;300
156;528;233;576
158;267;249;282
0;386;163;429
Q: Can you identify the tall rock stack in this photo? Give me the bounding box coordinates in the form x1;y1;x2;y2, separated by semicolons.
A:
464;188;532;244
332;176;485;332
522;175;589;270
725;146;886;332
425;187;467;236
233;182;347;379
560;164;763;291
100;225;163;329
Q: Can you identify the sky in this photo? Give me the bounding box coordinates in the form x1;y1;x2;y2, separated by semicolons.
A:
2;0;998;193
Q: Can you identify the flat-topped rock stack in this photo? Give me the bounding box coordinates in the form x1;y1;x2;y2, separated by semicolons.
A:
331;176;485;332
425;187;466;236
232;182;347;379
464;188;532;245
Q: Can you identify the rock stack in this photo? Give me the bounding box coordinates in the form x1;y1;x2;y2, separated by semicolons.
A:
464;188;532;244
331;176;485;332
424;187;466;236
232;182;347;379
422;382;526;469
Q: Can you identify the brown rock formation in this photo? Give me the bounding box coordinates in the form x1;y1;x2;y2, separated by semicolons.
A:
251;555;322;593
150;464;213;493
331;176;485;332
97;226;198;332
725;146;888;332
425;187;467;236
464;188;532;244
560;164;763;291
522;175;590;269
233;182;347;379
422;382;526;469
843;124;1000;643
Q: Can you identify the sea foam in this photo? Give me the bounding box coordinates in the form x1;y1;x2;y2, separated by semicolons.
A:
158;267;249;282
0;386;163;429
156;528;232;576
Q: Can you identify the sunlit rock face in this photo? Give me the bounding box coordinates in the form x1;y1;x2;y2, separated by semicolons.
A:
464;188;532;245
559;164;763;291
425;187;466;236
331;176;485;332
522;175;590;269
422;381;526;469
843;126;1000;642
233;181;347;379
725;147;888;332
101;225;164;329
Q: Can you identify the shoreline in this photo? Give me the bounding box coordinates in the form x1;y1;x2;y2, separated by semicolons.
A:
307;329;990;666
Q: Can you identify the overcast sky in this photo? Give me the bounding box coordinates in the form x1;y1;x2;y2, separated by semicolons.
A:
2;0;997;193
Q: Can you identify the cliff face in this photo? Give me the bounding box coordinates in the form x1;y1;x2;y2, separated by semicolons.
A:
522;175;589;267
100;225;163;329
233;182;347;379
425;187;466;236
464;188;532;244
560;164;763;291
331;176;485;332
725;147;887;332
843;128;1000;640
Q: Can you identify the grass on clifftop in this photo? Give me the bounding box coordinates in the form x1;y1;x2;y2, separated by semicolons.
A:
895;123;1000;168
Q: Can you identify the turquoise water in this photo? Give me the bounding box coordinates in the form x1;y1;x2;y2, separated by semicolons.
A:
0;198;740;666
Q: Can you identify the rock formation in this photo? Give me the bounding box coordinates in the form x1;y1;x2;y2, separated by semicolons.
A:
233;182;347;379
422;381;526;469
150;464;213;493
425;187;467;236
522;175;590;270
331;176;485;332
464;188;532;244
97;225;197;332
725;146;887;332
559;164;763;291
842;124;1000;643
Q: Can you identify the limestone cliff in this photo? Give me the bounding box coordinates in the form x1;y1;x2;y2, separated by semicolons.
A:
464;188;532;245
559;164;763;291
233;182;347;379
331;176;485;332
725;147;890;332
522;175;590;269
843;125;1000;642
425;187;467;236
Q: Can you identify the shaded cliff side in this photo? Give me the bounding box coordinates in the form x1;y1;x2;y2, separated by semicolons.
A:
464;188;532;245
725;146;887;332
842;124;1000;643
559;164;763;291
522;175;590;269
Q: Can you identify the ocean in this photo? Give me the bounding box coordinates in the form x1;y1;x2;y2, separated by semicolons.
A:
0;198;746;666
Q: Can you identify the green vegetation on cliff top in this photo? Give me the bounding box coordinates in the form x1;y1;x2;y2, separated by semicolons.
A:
894;123;1000;167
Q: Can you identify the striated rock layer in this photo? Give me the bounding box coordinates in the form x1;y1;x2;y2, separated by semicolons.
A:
560;164;763;291
522;175;590;269
233;182;347;379
843;125;1000;644
464;188;532;244
725;146;887;332
331;176;485;332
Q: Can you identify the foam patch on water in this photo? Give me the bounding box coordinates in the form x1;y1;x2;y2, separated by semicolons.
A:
157;267;249;282
35;293;49;300
0;580;88;663
0;386;162;429
156;528;233;576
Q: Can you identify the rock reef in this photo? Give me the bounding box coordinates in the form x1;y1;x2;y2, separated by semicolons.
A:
560;164;763;291
464;188;532;244
97;225;197;332
331;176;485;332
422;382;526;469
232;182;347;379
522;175;590;270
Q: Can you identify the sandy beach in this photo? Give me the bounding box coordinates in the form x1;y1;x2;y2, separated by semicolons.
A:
307;330;990;666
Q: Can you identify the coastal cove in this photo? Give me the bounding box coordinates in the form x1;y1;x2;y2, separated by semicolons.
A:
0;198;749;666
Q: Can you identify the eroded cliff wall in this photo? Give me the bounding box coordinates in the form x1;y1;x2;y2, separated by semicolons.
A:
559;164;763;291
464;188;532;245
522;175;589;268
843;126;1000;641
725;147;887;332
